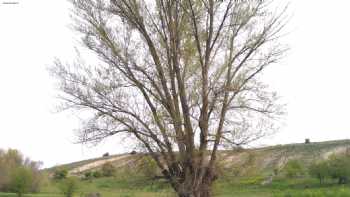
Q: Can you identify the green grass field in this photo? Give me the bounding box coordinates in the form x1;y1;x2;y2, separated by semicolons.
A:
4;140;350;197
2;176;350;197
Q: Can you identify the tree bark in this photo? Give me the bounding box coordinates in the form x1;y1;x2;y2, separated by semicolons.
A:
175;171;214;197
177;184;212;197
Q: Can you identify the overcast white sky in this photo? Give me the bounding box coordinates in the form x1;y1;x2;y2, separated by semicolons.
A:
0;0;350;168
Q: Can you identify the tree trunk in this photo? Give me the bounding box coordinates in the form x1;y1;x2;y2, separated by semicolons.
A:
176;177;213;197
177;186;212;197
195;184;212;197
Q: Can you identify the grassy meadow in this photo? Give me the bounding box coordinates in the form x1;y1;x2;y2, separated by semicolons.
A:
3;140;350;197
2;176;350;197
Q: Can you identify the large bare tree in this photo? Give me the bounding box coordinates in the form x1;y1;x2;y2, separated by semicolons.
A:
51;0;288;196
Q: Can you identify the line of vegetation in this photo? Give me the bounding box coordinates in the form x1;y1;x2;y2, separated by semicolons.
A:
0;149;42;197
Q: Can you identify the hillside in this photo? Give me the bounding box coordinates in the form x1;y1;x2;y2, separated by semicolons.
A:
48;139;350;177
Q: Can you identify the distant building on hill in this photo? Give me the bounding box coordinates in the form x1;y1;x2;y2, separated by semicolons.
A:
102;152;109;157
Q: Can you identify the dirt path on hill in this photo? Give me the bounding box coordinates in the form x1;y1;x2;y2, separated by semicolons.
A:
69;154;131;174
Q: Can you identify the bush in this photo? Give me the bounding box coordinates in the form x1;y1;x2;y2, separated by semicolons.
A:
309;161;329;184
83;171;93;181
58;177;79;197
53;168;68;180
26;161;43;193
102;162;115;177
307;154;350;185
0;149;42;193
283;160;304;178
327;154;350;184
9;167;33;197
138;156;158;178
92;171;102;178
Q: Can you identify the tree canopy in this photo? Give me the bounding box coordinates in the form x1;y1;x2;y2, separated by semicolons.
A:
52;0;288;196
0;149;42;195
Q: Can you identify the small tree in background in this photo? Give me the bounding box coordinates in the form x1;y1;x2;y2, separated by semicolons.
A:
26;160;43;193
328;155;350;184
59;177;79;197
0;149;42;193
83;171;93;181
53;168;68;180
102;162;115;177
92;171;102;178
309;161;329;184
284;160;304;178
9;167;33;197
139;156;158;178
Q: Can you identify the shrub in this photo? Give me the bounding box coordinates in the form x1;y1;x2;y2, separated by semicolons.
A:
26;161;43;193
9;167;33;197
92;171;102;178
102;162;115;177
307;154;350;185
327;154;350;184
83;171;93;181
138;156;158;178
309;160;329;184
0;149;42;193
59;177;79;197
283;160;304;178
53;168;68;180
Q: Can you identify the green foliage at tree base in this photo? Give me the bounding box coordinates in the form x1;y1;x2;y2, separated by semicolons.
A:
308;154;350;185
9;167;33;197
58;177;79;197
283;160;305;178
0;149;42;195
